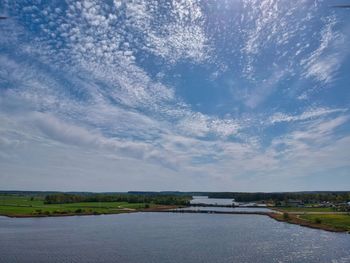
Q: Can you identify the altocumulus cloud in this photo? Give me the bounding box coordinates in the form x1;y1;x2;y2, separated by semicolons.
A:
0;0;349;191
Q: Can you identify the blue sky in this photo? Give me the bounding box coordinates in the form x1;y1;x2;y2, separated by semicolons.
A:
0;0;349;192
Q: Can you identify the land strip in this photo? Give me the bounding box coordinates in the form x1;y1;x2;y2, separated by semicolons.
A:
270;207;350;233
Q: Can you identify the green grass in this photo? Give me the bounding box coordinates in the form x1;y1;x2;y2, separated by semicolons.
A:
0;195;151;216
276;207;334;212
299;214;350;231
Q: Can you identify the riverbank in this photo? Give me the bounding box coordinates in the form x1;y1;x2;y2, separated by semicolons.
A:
151;208;350;233
0;193;192;218
0;194;185;218
152;206;350;233
0;204;183;218
2;209;349;234
268;208;350;233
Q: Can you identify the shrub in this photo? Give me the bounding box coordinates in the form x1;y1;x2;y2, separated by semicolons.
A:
314;218;322;224
75;208;83;213
283;212;289;220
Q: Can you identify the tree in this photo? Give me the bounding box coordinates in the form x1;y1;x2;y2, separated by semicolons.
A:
283;212;289;220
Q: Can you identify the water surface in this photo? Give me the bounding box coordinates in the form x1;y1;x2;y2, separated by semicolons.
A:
190;196;235;205
1;213;350;263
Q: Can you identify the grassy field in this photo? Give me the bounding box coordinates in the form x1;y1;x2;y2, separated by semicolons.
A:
270;206;350;232
0;195;152;217
299;214;350;231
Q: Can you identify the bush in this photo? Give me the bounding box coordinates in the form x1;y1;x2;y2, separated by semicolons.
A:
75;208;83;213
283;212;289;220
314;218;322;224
144;204;150;209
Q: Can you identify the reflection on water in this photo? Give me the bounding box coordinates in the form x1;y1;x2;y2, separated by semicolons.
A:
1;213;350;263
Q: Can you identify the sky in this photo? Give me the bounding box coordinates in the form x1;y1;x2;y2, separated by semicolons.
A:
0;0;350;192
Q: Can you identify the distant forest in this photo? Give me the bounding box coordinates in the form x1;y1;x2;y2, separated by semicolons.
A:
44;193;191;206
1;191;349;204
208;192;350;203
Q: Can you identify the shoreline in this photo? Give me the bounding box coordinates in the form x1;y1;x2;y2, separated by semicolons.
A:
267;212;349;233
0;205;182;218
1;206;349;233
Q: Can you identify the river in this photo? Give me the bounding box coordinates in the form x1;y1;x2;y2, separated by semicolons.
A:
1;213;350;263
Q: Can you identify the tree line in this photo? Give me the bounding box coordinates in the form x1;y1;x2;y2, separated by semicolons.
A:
208;192;350;203
44;193;191;205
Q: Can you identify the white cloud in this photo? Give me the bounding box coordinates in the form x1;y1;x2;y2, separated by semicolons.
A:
176;112;240;138
1;0;350;191
271;116;349;159
243;69;286;108
269;107;348;124
301;15;348;84
138;0;209;63
239;0;309;79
